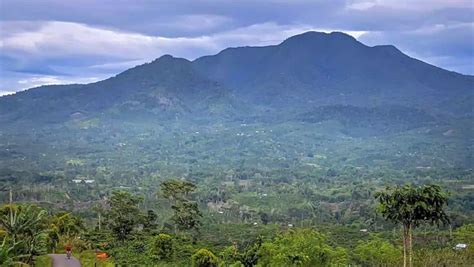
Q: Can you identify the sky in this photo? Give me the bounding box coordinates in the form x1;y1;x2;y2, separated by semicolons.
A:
0;0;473;96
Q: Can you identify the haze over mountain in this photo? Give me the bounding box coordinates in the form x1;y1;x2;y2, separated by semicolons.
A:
0;31;472;171
1;31;472;125
2;1;474;265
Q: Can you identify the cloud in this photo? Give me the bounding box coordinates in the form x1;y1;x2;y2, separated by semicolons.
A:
17;76;98;86
0;0;472;93
0;91;17;97
0;21;366;60
0;20;370;92
0;71;102;96
158;14;233;32
346;0;472;11
359;22;474;74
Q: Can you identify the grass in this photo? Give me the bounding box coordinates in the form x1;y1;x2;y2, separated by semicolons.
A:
75;250;114;267
34;255;52;267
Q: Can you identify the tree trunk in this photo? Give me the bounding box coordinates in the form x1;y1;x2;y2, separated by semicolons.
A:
98;212;101;230
408;224;413;267
403;225;408;267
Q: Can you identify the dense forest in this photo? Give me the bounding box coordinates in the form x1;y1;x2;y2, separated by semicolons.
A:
0;31;473;266
1;180;473;266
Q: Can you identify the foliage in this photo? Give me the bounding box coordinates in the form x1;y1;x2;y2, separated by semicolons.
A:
49;211;85;251
375;185;450;228
161;180;197;201
142;210;159;232
105;191;143;241
219;238;262;267
34;254;53;267
171;201;202;232
0;34;472;266
192;248;220;267
0;204;47;243
258;228;348;266
161;180;202;234
151;233;174;261
353;237;401;266
375;184;449;267
414;247;474;267
76;250;114;267
0;204;49;264
454;224;474;243
0;237;25;265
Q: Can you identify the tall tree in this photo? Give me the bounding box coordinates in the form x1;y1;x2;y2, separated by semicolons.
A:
160;180;202;234
375;184;449;267
105;191;143;241
161;180;197;202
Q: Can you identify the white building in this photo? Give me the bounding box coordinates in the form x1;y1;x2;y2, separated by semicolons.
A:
454;243;468;250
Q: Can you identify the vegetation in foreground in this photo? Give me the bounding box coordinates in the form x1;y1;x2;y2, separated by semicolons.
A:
1;181;473;266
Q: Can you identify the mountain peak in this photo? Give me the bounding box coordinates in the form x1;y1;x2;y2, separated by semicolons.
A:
281;31;358;45
150;54;190;65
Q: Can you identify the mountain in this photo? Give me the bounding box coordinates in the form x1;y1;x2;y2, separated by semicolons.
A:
194;31;473;113
0;31;472;171
1;31;472;125
0;55;237;124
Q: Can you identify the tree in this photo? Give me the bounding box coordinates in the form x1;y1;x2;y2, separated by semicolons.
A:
142;210;158;232
161;180;202;233
192;248;220;267
151;233;173;261
0;204;49;264
105;191;143;241
238;237;262;267
49;212;85;251
51;212;86;238
171;201;201;232
259;212;269;225
258;228;348;266
161;180;197;201
353;237;401;266
375;184;449;267
0;204;47;244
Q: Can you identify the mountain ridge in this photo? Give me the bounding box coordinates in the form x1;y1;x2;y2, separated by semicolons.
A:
1;31;473;125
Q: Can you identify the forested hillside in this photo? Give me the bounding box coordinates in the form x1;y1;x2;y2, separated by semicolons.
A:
0;31;473;266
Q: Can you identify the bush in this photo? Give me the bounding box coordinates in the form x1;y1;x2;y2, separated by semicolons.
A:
151;233;173;261
258;228;348;266
353;237;401;266
192;248;220;267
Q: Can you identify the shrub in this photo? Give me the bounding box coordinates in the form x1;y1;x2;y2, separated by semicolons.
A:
192;248;220;267
353;237;401;266
151;233;173;261
258;228;348;266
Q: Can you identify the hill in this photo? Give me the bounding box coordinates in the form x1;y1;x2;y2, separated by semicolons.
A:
0;31;472;173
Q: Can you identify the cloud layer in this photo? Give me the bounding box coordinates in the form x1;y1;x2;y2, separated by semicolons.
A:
0;0;472;95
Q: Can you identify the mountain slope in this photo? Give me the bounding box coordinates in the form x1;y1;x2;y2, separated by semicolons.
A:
0;55;237;124
194;31;473;113
0;31;472;125
0;31;472;171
